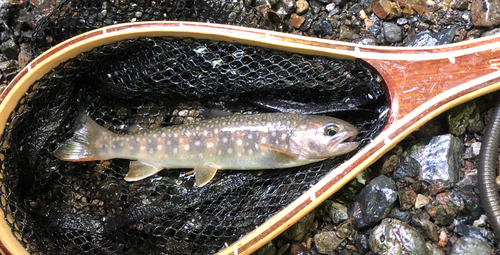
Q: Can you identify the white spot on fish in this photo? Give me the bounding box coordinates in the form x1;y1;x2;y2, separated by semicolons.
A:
147;138;152;144
167;140;172;145
214;129;219;135
255;144;259;149
281;133;287;141
173;148;178;154
218;150;222;155
237;139;243;146
136;137;140;142
248;134;253;139
194;140;201;146
184;144;190;151
222;137;228;143
237;152;242;157
129;145;134;151
140;146;146;151
199;153;203;158
261;137;267;143
203;130;208;136
249;149;253;155
157;145;163;150
185;131;191;137
228;148;233;154
112;144;116;150
161;133;166;137
120;141;124;147
271;131;276;137
174;133;178;138
287;120;291;125
207;142;214;148
149;148;154;154
261;151;266;156
196;127;200;131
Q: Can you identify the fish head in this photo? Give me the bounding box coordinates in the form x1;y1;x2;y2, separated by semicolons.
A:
289;116;359;159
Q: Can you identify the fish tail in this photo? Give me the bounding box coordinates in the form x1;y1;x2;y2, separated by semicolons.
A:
54;114;111;161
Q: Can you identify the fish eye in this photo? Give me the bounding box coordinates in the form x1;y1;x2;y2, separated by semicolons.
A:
324;125;339;136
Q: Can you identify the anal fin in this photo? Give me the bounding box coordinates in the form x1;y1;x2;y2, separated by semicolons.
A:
188;164;219;187
124;161;165;181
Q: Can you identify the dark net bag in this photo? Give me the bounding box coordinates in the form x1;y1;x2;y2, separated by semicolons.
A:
0;0;387;254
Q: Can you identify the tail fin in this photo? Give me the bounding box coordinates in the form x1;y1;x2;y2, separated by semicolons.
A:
54;114;112;161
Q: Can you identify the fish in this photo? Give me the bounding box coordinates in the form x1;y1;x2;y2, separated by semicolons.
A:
54;113;359;187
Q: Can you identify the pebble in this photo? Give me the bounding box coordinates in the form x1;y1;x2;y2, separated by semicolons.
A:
281;210;315;242
398;189;416;210
324;201;348;224
467;109;484;133
454;0;469;10
390;207;412;222
325;2;335;11
289;243;313;255
355;234;370;254
308;0;322;14
411;210;440;242
369;218;427;255
415;194;430;209
426;192;464;225
0;39;19;60
382;22;402;43
318;19;333;35
454;170;484;222
348;175;397;228
447;101;476;136
471;0;500;27
295;0;309;14
450;236;492;255
253;241;276;255
407;28;456;47
314;231;344;254
392;157;420;181
339;25;360;41
276;0;296;15
299;14;313;31
371;0;401;20
426;242;445;255
409;134;464;188
290;13;305;28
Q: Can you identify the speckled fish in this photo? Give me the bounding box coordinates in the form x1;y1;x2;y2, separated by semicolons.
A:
54;113;358;187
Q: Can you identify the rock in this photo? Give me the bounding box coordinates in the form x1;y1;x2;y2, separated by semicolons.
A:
369;218;427;255
254;241;277;255
295;0;309;14
392;157;420;181
415;194;430;209
350;175;397;227
309;0;322;14
0;39;19;60
447;101;476;136
290;13;305;28
318;19;333;35
426;242;445;255
355;234;370;254
407;28;456;47
398;189;417;210
314;231;344;254
339;25;360;41
467;108;484;133
454;0;469;10
276;0;296;15
299;13;313;31
409;134;464;188
375;154;399;175
289;243;313;255
324;201;348;224
336;220;356;239
450;236;492;255
281;210;315;242
411;210;439;242
326;2;336;11
371;0;401;20
390;207;412;222
454;170;484;222
426;192;464;225
454;220;495;241
471;0;500;27
382;22;402;43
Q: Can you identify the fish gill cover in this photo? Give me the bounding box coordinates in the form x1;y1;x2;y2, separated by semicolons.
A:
0;0;387;254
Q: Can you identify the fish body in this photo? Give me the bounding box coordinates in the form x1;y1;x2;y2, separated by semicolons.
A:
54;113;358;186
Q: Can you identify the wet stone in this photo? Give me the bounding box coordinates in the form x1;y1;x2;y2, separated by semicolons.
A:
309;0;323;14
318;19;333;35
254;241;276;255
295;0;309;14
467;108;484;133
289;243;313;255
447;101;476;136
454;0;469;10
299;13;314;31
281;210;315;242
382;22;402;43
371;0;402;20
336;220;356;239
454;220;495;241
0;39;19;60
453;171;483;222
369;218;427;255
426;242;445;255
409;134;464;188
390;207;412;222
314;231;344;254
415;194;430;209
349;175;397;227
426;192;464;225
276;0;296;15
471;0;500;27
407;28;456;47
392;157;420;181
290;13;305;28
450;236;492;255
355;234;370;254
324;201;348;224
339;25;360;41
411;210;439;242
398;189;417;211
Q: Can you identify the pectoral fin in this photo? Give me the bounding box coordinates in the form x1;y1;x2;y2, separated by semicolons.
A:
187;164;219;187
258;143;300;160
124;161;164;181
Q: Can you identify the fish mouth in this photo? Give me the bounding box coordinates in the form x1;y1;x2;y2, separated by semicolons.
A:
330;130;359;155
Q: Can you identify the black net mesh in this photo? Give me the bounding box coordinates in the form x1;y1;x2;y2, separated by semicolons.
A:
0;1;387;254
